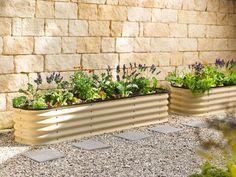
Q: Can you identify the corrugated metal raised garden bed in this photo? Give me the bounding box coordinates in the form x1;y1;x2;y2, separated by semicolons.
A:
169;85;236;116
14;92;168;145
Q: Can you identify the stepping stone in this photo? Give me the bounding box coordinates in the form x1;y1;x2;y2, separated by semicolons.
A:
115;132;150;141
149;125;182;134
182;120;208;128
72;140;111;150
23;149;65;162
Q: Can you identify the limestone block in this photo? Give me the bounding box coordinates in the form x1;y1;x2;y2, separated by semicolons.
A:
199;51;230;63
198;39;213;51
0;74;28;92
0;94;6;111
111;22;123;36
134;38;150;52
15;55;44;73
122;22;139;37
183;52;199;65
0;111;14;130
158;53;171;66
219;0;234;13
106;0;119;5
188;25;206;37
116;38;134;52
178;11;199;24
45;54;81;71
164;0;183;9
79;3;98;20
82;53;118;69
12;18;22;36
77;37;101;53
144;23;169;37
128;7;151;21
45;19;68;36
207;0;220;12
170;52;183;66
0;56;14;74
79;0;106;4
69;20;88;36
102;38;115;52
89;21;110;36
0;18;11;36
228;14;236;26
224;27;236;38
152;9;177;23
151;38;178;52
62;37;77;53
0;0;35;18
169;24;187;37
206;26;225;38
22;18;44;36
228;39;236;51
36;1;54;18
182;0;207;11
35;37;61;54
55;2;77;19
142;0;165;8
118;0;139;6
199;12;216;25
98;5;127;21
0;38;2;54
178;38;197;51
212;39;228;51
3;37;33;54
156;67;174;80
217;13;229;25
120;53;159;66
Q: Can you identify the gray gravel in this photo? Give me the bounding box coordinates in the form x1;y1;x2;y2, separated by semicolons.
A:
0;114;227;177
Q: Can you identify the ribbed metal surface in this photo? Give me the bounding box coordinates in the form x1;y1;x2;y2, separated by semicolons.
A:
14;93;169;145
170;86;236;116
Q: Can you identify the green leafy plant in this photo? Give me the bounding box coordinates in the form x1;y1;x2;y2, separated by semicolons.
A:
12;96;27;108
189;162;231;177
166;59;236;94
13;64;165;110
191;116;236;177
71;70;99;101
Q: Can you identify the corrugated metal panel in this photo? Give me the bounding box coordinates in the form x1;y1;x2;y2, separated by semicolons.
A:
170;86;236;116
14;93;169;145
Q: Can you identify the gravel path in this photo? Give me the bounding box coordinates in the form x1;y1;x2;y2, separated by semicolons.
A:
0;114;226;177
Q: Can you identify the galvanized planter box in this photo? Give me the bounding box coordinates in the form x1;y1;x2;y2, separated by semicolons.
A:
14;93;169;145
170;86;236;116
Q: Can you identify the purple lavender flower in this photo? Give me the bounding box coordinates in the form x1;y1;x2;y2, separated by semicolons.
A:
46;72;55;83
191;62;204;72
34;73;42;85
215;59;225;67
122;64;126;79
54;73;63;83
116;65;120;74
116;74;120;81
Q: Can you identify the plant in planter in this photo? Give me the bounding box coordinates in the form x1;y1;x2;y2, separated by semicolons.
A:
13;64;169;145
166;59;236;116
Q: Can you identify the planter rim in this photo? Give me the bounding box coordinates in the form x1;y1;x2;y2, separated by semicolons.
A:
14;89;168;112
171;84;236;90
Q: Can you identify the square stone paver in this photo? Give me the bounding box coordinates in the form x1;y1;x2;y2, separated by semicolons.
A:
149;125;182;134
115;132;150;141
182;120;208;128
72;140;111;150
23;149;65;162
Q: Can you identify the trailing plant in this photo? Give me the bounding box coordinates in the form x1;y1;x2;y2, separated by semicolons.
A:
166;59;236;94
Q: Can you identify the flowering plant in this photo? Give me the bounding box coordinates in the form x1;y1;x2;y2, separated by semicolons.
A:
166;59;236;94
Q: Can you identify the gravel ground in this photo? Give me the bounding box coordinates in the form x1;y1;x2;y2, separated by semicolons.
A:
0;114;228;177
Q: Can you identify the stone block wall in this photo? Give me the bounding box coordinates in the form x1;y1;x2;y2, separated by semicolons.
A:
0;0;236;123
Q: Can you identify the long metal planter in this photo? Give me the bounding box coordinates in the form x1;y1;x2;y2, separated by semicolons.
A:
14;93;169;145
170;86;236;116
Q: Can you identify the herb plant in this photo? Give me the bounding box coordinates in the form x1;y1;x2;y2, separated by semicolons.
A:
13;63;164;110
166;59;236;94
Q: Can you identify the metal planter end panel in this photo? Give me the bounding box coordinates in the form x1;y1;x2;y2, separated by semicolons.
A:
14;93;169;145
170;86;236;116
